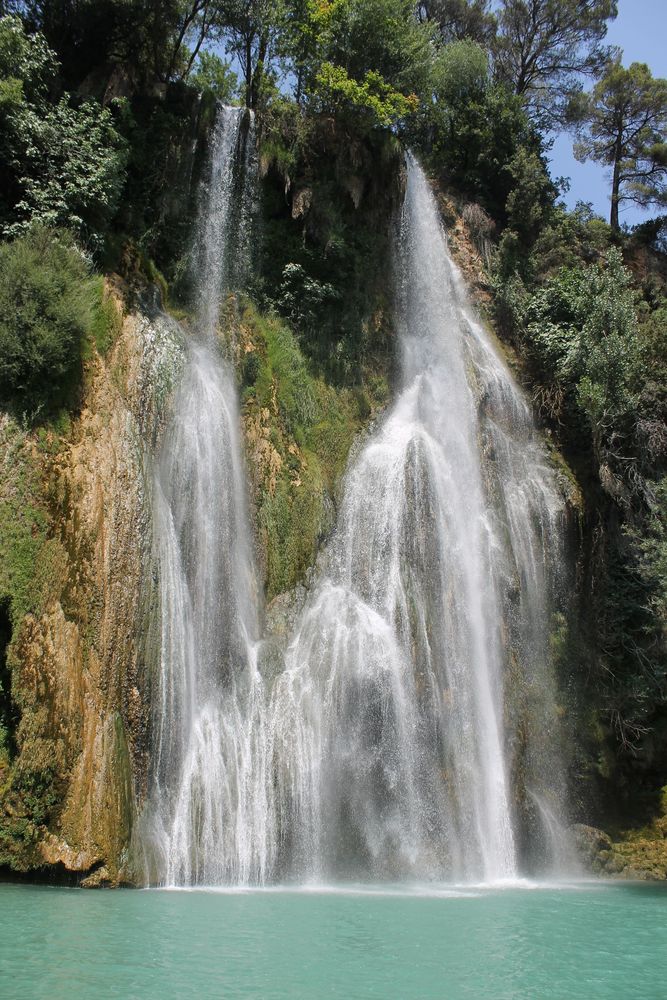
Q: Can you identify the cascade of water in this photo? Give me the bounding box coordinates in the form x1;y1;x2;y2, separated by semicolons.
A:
137;106;269;885
138;138;570;886
263;155;570;883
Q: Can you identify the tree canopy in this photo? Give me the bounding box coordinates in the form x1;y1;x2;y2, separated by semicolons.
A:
0;15;127;247
493;0;618;126
417;0;497;46
573;59;667;230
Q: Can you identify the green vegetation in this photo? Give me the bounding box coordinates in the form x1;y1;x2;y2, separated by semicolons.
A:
572;59;667;230
0;15;128;248
418;0;497;46
424;41;551;223
492;0;617;125
0;413;67;823
496;244;665;772
88;277;123;357
0;421;63;629
238;299;387;599
507;248;642;448
256;105;401;381
189;50;239;102
0;228;92;416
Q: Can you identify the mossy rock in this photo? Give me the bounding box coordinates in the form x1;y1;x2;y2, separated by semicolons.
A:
236;298;389;600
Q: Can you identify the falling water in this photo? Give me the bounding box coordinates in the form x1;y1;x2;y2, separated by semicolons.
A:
265;155;569;883
138;140;570;886
137;106;269;885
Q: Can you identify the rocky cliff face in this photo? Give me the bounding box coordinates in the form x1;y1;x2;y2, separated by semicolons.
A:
0;284;185;884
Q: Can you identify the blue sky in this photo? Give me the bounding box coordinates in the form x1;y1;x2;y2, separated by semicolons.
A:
211;0;665;226
548;0;667;226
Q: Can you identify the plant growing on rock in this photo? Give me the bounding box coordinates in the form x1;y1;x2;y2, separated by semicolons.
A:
0;227;92;415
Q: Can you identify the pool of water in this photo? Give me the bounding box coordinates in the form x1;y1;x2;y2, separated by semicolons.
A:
0;880;665;999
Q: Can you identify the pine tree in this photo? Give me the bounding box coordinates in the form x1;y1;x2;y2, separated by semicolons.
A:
574;59;667;231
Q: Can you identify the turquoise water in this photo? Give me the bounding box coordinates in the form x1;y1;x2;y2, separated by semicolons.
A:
1;881;666;999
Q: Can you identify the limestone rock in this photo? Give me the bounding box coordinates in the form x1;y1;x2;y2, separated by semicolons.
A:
2;292;186;882
571;824;613;867
80;865;112;889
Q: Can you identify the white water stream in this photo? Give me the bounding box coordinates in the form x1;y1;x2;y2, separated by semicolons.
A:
138;107;271;884
138;113;569;886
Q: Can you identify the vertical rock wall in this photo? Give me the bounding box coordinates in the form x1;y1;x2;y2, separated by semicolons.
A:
1;287;185;883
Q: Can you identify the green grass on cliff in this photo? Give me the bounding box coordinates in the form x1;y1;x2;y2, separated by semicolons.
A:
239;300;388;600
87;276;123;357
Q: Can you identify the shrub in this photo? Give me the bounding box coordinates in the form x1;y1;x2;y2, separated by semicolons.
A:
0;228;92;415
0;16;127;249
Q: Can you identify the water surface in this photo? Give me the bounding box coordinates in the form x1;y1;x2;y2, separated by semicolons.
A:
1;882;665;999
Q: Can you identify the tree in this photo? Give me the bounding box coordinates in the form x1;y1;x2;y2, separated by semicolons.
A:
493;0;618;126
427;43;550;224
165;1;227;82
0;15;127;247
318;0;435;100
217;0;285;108
189;50;238;101
0;12;57;103
18;0;173;88
431;38;489;102
573;59;667;232
17;0;225;89
522;247;641;450
289;0;435;124
313;63;418;127
417;0;496;46
5;96;128;246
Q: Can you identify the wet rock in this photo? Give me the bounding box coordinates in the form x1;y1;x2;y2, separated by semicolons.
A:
571;824;613;864
571;822;667;880
80;865;112;889
613;838;667;881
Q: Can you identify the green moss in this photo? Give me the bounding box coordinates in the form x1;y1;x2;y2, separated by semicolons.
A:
239;299;387;600
260;457;326;598
0;705;62;869
259;137;297;179
0;416;68;866
660;786;667;816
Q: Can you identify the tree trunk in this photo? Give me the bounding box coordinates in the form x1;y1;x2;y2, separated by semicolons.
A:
244;37;253;108
250;33;268;109
610;131;623;232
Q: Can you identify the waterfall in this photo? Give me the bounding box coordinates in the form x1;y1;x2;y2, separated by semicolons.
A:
137;136;570;886
265;157;568;883
137;106;270;885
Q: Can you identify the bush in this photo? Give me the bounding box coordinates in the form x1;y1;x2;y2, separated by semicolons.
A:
500;249;641;448
0;228;92;415
0;16;127;249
